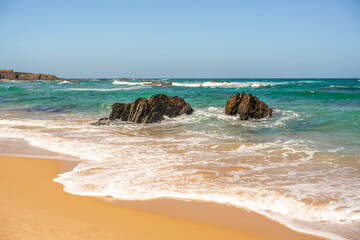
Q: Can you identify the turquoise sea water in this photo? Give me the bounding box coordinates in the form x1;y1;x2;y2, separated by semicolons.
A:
1;78;359;239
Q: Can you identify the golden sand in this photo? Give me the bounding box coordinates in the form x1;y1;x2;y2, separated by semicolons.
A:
0;155;327;240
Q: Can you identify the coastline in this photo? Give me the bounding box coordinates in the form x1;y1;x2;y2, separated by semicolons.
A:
0;154;329;240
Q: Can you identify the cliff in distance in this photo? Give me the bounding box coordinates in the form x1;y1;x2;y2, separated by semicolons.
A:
0;70;60;81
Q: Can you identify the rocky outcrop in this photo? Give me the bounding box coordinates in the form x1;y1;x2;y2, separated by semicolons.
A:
144;82;172;86
0;69;13;72
112;78;134;81
98;94;193;124
208;80;230;83
0;71;60;80
225;93;272;120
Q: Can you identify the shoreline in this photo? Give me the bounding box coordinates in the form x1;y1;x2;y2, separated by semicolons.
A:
109;197;334;240
0;154;329;240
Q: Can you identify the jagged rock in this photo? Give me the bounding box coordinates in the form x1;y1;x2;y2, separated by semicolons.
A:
225;93;272;120
98;94;193;124
144;82;172;86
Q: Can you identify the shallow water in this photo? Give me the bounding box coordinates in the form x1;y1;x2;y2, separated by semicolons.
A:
1;78;359;240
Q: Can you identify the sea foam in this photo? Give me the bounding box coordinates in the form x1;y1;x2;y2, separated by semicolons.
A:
1;78;360;240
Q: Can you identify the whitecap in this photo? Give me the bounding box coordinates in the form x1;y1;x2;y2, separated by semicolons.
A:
171;81;285;89
59;80;70;84
251;83;262;88
172;82;202;87
60;87;136;92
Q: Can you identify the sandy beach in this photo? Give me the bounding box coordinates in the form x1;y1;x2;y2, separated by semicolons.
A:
0;155;328;240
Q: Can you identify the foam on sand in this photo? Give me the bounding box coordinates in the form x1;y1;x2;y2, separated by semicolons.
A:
5;155;312;240
1;114;359;240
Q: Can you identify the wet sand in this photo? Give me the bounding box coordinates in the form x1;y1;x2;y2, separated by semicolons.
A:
0;155;328;240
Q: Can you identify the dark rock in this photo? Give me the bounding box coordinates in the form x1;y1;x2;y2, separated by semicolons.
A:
0;71;59;81
206;80;230;83
225;93;272;120
94;117;111;125
98;94;193;124
144;82;172;86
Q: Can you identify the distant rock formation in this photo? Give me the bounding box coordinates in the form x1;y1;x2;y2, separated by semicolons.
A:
144;82;172;86
0;70;60;81
97;94;193;124
225;93;272;120
0;69;13;72
74;78;91;81
208;80;230;83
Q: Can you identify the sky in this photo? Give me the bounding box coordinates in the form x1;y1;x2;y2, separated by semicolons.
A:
0;0;359;78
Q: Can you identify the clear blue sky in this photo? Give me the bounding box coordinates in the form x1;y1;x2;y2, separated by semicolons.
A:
0;0;359;78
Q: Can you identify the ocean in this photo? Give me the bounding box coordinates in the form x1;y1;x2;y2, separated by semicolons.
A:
0;78;359;240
